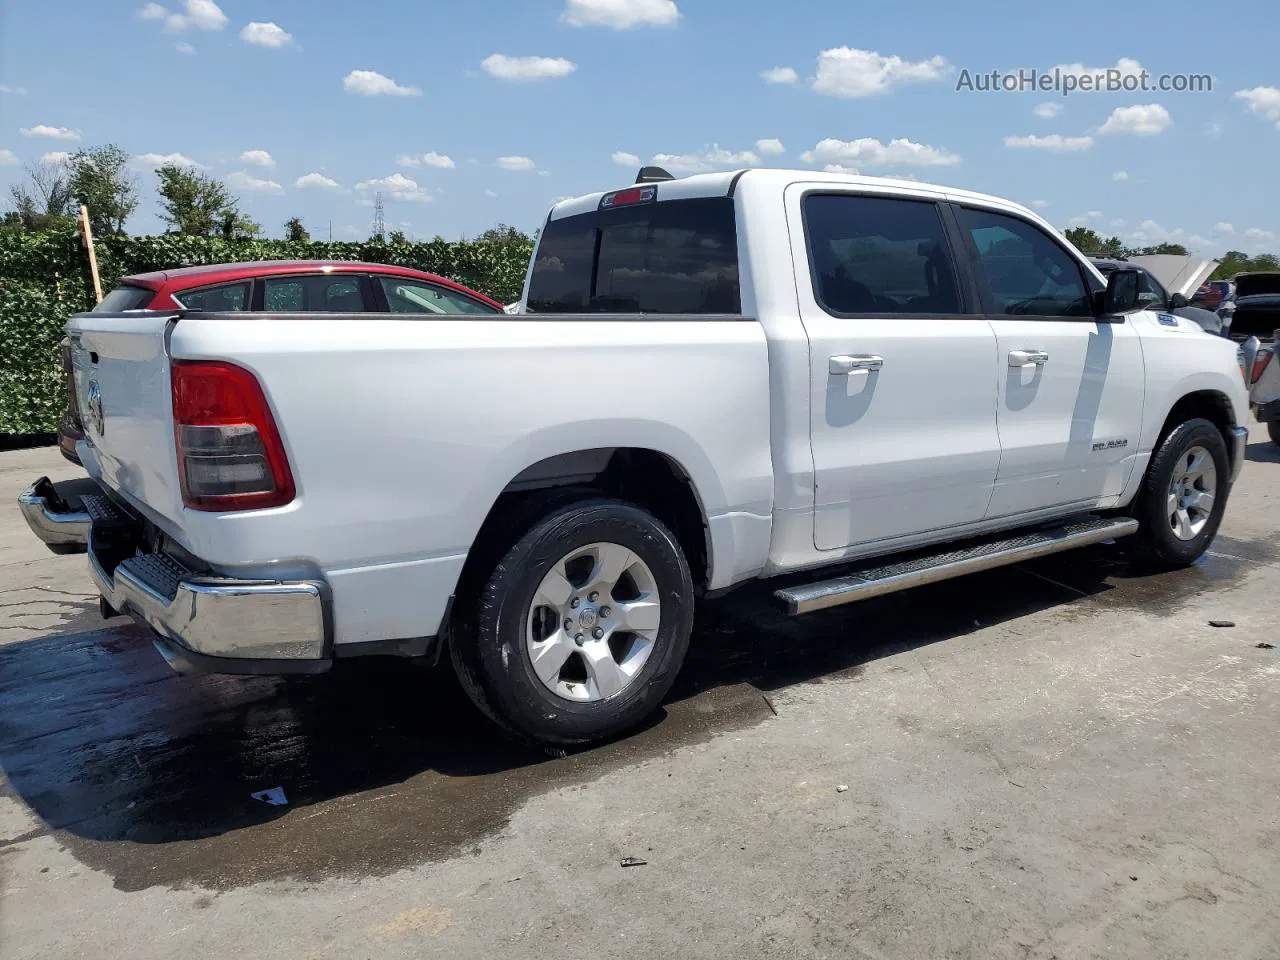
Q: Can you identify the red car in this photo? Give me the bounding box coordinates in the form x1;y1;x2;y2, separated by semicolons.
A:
55;261;504;463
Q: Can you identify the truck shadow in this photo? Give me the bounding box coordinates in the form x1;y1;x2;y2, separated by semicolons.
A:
1246;439;1280;464
0;539;1259;892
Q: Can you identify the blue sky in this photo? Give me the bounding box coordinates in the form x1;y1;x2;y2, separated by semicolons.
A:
1;0;1277;253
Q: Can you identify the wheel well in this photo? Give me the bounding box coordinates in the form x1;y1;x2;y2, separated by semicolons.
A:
1157;391;1234;450
462;448;711;596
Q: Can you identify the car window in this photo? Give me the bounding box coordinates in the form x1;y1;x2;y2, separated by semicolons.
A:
804;194;962;315
263;275;368;313
173;282;250;312
526;197;740;314
959;208;1092;318
93;284;155;312
1136;269;1168;310
379;277;498;315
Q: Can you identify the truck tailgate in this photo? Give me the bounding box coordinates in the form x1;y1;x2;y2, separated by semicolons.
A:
67;312;186;530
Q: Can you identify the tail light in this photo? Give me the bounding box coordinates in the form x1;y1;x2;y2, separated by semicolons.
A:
1252;346;1275;385
171;360;295;511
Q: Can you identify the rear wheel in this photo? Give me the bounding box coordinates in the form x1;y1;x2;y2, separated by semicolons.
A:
1128;418;1230;568
450;498;694;745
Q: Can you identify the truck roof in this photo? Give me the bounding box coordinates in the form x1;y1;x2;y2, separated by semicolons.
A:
547;168;1044;225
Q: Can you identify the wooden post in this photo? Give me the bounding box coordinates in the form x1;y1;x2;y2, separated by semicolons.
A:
78;205;103;304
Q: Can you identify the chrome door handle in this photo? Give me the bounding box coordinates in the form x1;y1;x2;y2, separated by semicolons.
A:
1009;350;1049;367
829;354;884;375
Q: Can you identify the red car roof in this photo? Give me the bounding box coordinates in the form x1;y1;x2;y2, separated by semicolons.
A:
124;260;503;309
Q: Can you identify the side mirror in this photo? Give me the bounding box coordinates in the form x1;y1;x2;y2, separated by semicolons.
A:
1169;292;1189;309
1094;267;1141;318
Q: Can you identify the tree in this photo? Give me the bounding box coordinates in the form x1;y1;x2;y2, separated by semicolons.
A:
217;209;261;239
68;145;138;235
1062;227;1127;258
156;164;231;236
284;216;309;242
7;160;74;232
1132;242;1188;257
477;223;529;244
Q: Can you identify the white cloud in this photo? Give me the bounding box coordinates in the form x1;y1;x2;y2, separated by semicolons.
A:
1031;199;1049;209
1245;227;1276;241
562;0;679;28
241;22;293;48
801;136;960;169
612;151;641;166
1033;102;1062;119
1110;219;1127;228
822;164;858;175
20;125;80;141
538;170;551;177
225;171;283;194
1112;170;1129;181
761;66;798;85
813;47;950;98
397;151;455;169
481;54;577;82
176;41;195;54
135;152;201;168
1233;86;1280;128
240;149;275;167
651;144;761;173
1214;222;1234;234
0;149;17;165
1099;103;1171;136
0;84;26;95
144;0;227;32
1003;133;1094;152
1068;211;1103;225
343;70;421;97
40;151;71;164
496;155;536;171
1051;57;1145;82
295;172;342;190
756;138;785;156
355;172;433;202
484;189;499;198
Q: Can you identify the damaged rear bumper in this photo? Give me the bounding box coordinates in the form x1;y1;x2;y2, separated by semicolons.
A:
18;476;95;552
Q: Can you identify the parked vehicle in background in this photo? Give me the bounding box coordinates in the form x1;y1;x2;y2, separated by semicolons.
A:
51;261;504;464
1194;279;1236;312
1091;256;1225;334
21;168;1250;746
1229;272;1280;445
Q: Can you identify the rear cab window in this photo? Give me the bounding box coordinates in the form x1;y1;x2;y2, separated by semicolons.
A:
526;196;740;314
93;284;156;312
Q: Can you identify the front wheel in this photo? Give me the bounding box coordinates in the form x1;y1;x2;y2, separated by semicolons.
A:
1128;418;1230;568
450;498;694;746
1268;419;1280;448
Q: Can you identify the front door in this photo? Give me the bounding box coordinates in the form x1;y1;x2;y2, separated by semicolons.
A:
954;206;1146;518
787;186;1002;552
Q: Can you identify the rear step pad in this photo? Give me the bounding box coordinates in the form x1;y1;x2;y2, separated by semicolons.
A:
775;516;1139;615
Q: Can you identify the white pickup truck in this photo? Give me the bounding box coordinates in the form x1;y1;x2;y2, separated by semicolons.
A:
20;168;1251;745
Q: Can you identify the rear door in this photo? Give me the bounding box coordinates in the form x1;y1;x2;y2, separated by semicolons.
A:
954;205;1145;518
786;185;1001;551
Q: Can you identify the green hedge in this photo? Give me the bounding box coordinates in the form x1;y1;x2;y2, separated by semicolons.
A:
0;229;534;436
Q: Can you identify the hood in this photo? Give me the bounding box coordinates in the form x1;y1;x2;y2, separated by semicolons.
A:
1234;272;1280;300
1128;255;1219;298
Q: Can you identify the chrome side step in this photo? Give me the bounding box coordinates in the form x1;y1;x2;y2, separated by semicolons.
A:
775;516;1139;616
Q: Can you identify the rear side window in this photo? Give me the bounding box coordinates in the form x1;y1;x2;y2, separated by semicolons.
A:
804;195;962;315
263;275;368;313
174;282;250;312
526;197;740;314
93;285;154;312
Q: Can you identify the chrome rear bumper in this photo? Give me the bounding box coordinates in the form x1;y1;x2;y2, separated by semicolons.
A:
1229;425;1249;483
81;494;330;675
18;477;95;552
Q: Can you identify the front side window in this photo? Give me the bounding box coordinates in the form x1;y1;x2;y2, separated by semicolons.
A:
804;194;962;315
526;197;740;314
263;275;368;313
173;282;250;312
380;277;498;315
959;208;1092;318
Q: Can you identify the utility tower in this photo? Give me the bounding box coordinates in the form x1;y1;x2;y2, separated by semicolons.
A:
372;192;386;240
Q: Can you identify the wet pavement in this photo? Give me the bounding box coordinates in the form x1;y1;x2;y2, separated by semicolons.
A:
2;442;1279;958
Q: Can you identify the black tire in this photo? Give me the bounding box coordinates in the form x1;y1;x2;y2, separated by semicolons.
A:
1268;420;1280;448
1128;418;1230;568
450;498;694;746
